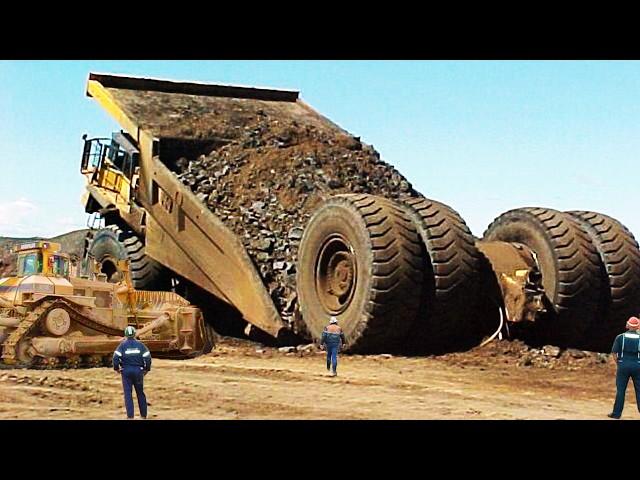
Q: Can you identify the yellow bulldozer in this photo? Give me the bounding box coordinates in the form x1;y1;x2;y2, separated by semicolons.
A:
0;241;213;368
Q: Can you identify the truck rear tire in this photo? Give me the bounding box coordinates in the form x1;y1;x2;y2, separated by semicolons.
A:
567;210;640;348
402;197;484;353
87;225;171;291
296;194;425;353
483;207;606;347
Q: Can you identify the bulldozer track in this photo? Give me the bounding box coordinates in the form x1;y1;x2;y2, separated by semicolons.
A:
2;300;55;365
58;301;124;337
1;298;124;367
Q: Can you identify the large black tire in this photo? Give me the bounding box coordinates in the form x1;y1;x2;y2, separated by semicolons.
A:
87;225;171;291
296;194;425;353
483;207;606;347
402;197;484;353
567;210;640;348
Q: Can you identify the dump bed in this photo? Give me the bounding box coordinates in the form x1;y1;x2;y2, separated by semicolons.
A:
85;73;346;338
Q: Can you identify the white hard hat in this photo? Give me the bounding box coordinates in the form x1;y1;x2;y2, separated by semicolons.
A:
329;316;338;324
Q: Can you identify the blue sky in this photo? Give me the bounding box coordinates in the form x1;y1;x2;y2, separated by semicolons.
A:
0;60;638;239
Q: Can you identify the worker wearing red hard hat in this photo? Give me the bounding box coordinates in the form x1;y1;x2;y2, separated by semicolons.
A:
608;316;640;419
320;316;346;377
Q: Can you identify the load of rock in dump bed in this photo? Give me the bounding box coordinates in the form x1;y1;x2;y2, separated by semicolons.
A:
173;109;420;334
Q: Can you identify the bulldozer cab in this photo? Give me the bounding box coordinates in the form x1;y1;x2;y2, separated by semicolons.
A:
15;242;70;279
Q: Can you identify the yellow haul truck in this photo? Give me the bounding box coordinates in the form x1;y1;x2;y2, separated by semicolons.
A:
0;240;211;367
79;73;640;353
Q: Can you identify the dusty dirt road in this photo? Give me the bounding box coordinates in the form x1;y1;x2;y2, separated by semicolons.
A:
0;338;636;420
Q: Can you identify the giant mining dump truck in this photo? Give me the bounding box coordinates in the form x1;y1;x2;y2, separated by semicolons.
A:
80;73;640;355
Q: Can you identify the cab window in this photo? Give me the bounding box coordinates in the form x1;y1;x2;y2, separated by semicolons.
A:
19;253;42;276
50;256;69;277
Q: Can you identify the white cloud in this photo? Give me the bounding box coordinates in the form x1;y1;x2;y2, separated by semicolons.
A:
0;198;39;237
0;198;86;238
48;215;87;237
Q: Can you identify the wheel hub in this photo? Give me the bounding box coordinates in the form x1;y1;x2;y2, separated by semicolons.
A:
327;252;354;297
45;308;71;336
315;235;357;314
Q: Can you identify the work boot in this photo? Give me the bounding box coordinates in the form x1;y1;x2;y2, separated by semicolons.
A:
608;413;621;419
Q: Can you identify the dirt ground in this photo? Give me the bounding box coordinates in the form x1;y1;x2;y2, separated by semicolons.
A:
0;337;636;420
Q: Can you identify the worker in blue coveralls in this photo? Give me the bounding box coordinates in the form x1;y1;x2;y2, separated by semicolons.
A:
113;326;152;419
609;316;640;419
320;316;346;377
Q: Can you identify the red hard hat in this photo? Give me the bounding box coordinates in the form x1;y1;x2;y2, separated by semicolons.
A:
627;317;640;329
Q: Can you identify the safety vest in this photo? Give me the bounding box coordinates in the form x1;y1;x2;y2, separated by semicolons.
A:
620;332;640;359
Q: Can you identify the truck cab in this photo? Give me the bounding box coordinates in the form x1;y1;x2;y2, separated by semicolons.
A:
81;131;139;179
81;131;141;226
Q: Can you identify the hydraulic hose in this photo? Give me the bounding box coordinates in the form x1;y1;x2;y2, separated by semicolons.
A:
480;302;508;348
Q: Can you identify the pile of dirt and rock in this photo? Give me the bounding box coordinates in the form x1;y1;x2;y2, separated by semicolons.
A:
200;336;612;373
205;335;324;359
173;110;421;332
434;339;611;371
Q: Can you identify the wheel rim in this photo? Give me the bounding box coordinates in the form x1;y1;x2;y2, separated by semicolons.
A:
315;234;357;315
